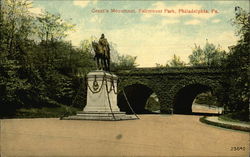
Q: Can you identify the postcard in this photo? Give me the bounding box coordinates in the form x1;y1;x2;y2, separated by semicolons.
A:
1;0;249;157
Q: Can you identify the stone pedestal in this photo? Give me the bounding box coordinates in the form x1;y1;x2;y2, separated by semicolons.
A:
62;70;137;121
84;71;120;112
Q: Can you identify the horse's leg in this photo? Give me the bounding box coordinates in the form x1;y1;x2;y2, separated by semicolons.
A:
103;57;108;71
100;57;104;70
98;54;104;70
107;58;110;72
100;55;104;70
97;57;100;70
104;57;108;71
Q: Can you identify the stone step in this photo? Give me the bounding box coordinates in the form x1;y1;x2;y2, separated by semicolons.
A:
62;114;137;121
76;111;126;117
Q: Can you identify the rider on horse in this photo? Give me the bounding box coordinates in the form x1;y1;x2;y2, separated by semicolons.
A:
98;34;110;60
98;34;110;71
92;34;111;71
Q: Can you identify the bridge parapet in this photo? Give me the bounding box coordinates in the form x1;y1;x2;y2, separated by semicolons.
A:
116;66;225;76
115;66;225;114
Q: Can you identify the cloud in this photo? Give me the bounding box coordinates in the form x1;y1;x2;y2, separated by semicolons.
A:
65;2;238;67
67;22;238;67
153;2;202;11
108;25;238;67
141;13;153;20
211;19;221;23
211;31;238;51
92;0;98;5
216;1;235;5
66;18;106;46
161;19;180;25
66;19;87;45
73;1;90;8
90;15;103;24
184;19;201;25
107;24;192;67
29;6;44;15
67;19;238;67
73;0;98;8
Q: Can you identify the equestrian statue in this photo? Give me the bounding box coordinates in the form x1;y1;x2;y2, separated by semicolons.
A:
92;34;110;72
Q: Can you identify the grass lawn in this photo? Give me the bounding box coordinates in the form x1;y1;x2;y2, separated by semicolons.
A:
219;113;250;124
1;105;79;119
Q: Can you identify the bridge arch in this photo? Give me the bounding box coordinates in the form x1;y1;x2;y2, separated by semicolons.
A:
117;67;225;114
170;78;222;114
117;83;160;113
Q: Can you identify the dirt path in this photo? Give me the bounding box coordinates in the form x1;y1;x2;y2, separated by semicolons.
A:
192;103;223;114
1;115;249;157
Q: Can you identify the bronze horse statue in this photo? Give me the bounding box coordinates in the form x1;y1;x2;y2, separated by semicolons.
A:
92;41;110;71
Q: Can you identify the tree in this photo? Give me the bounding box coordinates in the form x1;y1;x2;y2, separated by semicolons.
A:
79;36;97;53
222;7;250;121
1;0;35;56
36;11;75;43
189;40;227;66
167;54;186;67
189;44;204;66
155;63;166;68
0;0;34;116
232;6;250;42
1;0;138;118
110;54;138;71
0;0;93;117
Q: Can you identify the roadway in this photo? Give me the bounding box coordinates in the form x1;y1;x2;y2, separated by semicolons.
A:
1;114;249;157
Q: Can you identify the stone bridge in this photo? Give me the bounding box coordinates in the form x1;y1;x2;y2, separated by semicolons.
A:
116;67;225;114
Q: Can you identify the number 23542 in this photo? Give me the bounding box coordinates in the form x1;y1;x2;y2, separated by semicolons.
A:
231;147;246;151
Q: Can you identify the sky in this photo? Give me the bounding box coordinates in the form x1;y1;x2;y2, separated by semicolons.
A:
30;0;249;67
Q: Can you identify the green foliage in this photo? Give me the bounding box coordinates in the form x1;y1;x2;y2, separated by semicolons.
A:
0;58;31;115
167;54;186;67
222;7;250;121
194;92;221;107
219;114;250;124
1;0;138;118
231;7;250;41
11;105;78;118
155;63;166;68
0;0;33;115
117;67;224;114
36;11;75;42
79;36;97;53
145;93;160;112
189;41;227;66
118;66;222;75
200;116;250;132
0;0;95;117
111;54;138;71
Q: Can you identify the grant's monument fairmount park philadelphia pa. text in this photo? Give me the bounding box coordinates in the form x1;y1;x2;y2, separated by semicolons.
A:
62;34;137;121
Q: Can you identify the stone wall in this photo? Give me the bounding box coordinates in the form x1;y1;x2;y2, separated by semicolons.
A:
116;67;225;114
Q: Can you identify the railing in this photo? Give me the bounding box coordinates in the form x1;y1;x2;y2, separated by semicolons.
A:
116;66;225;76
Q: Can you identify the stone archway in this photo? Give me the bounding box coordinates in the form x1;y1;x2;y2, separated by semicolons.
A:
169;78;222;114
173;83;211;114
117;84;154;113
117;67;225;114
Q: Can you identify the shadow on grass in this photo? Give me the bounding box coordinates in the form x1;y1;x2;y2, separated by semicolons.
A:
171;112;222;116
0;105;79;119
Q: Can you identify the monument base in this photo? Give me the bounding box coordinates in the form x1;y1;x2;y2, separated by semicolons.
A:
62;111;137;121
61;70;138;121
